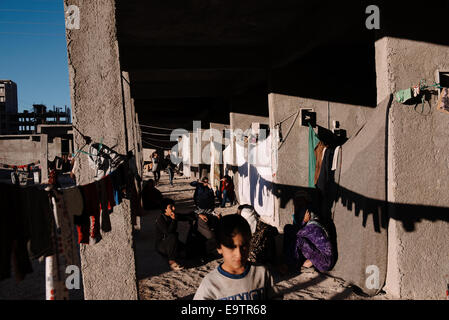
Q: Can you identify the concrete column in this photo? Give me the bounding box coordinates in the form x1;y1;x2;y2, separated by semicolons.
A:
65;0;138;299
377;37;449;300
40;134;48;183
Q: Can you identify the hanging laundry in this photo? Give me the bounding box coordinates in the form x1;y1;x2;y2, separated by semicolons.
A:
437;87;449;114
110;164;126;205
412;85;420;97
62;187;84;217
395;88;413;103
45;255;69;300
20;187;55;260
45;190;78;300
50;191;80;267
331;146;341;171
316;147;335;195
0;184;32;281
98;175;115;232
88;142;126;179
0;184;54;282
314;141;327;186
308;124;320;188
77;181;101;245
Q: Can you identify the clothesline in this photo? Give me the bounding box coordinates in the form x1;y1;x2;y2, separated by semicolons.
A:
140;130;173;136
0;155;140;300
142;136;178;143
142;139;173;149
0;160;41;169
277;110;301;150
139;124;175;131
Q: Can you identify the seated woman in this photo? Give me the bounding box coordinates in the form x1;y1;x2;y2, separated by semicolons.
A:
237;204;278;266
283;191;334;272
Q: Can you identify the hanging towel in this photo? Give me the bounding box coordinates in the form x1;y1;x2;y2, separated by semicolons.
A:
314;142;326;186
110;166;125;206
331;146;341;171
395;88;412;103
308;124;320;188
45;254;69;300
23;187;55;260
76;182;101;244
98;176;114;232
0;184;32;281
51;192;80;267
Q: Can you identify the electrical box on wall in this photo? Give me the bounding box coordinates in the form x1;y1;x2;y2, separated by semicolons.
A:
300;108;316;127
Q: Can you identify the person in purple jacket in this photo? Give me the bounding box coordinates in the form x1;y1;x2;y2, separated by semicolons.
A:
283;191;334;273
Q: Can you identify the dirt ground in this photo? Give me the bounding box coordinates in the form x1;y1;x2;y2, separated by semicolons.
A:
135;171;390;300
0;170;391;300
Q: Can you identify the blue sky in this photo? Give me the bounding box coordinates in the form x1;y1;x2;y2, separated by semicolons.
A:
0;0;70;113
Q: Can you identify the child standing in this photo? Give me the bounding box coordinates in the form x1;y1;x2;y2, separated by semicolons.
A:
193;214;280;300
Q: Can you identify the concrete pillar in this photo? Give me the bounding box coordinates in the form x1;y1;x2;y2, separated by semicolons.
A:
65;0;138;299
40;134;48;183
376;37;449;300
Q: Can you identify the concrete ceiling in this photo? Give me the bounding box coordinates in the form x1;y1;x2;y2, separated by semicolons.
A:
114;1;449;143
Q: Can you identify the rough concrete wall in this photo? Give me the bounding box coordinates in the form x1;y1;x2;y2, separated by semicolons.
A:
229;112;269;206
379;37;449;299
0;136;43;164
47;137;62;161
0;134;49;181
65;0;138;300
267;93;375;229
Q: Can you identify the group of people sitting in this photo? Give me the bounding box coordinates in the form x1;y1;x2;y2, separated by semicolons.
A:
151;175;336;299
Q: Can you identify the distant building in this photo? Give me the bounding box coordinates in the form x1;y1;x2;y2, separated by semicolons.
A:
0;80;18;134
15;104;71;134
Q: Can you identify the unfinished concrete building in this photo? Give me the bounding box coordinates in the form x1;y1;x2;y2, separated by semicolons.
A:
0;80;18;135
65;1;449;299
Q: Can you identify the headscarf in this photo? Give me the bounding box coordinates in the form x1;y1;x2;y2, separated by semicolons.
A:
240;206;258;234
292;190;313;226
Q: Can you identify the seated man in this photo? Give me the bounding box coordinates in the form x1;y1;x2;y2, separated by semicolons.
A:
189;177;220;256
283;191;335;272
237;204;279;266
142;179;162;210
155;198;196;271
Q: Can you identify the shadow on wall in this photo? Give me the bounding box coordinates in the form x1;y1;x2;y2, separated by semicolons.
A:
336;185;449;233
273;181;449;233
237;162;275;210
